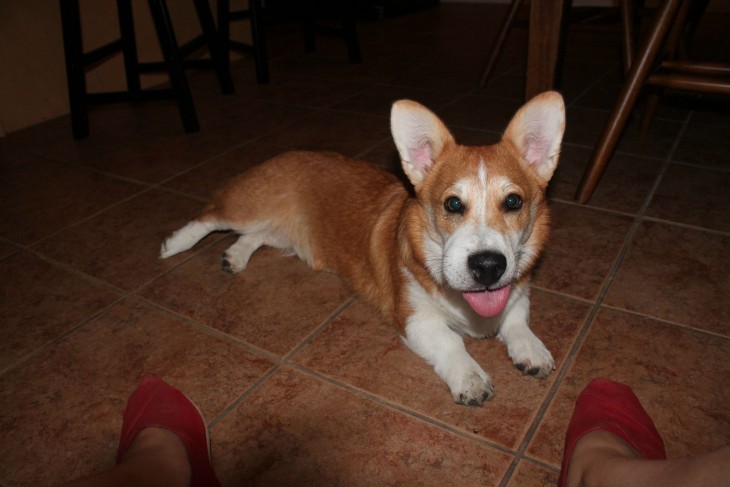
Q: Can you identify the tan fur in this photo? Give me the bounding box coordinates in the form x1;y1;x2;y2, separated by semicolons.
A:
199;151;412;322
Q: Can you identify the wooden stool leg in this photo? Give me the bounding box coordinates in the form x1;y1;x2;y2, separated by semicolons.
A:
117;0;141;96
194;0;234;94
217;0;231;77
342;0;362;64
575;0;683;204
59;0;89;139
639;0;693;132
147;0;199;133
250;0;270;83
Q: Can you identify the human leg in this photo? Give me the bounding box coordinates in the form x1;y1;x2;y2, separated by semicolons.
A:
560;378;730;487
63;377;219;487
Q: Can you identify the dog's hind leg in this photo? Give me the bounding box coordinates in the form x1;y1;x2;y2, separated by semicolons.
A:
221;222;298;274
160;219;224;259
221;233;266;274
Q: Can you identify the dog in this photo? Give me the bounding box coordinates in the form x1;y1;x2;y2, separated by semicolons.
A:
160;91;565;406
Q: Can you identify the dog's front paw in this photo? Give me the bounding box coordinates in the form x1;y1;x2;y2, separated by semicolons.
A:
449;370;495;407
221;251;247;274
507;334;555;379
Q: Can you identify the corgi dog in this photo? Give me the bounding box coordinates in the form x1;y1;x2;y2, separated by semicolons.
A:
160;91;565;406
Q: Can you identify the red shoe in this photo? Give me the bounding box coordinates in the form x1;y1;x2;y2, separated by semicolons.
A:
116;377;221;487
558;378;666;487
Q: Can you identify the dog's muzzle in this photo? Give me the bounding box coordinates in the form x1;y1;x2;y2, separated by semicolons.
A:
467;251;507;287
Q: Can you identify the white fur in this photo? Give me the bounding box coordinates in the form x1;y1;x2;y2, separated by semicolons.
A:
497;288;555;377
402;271;495;405
402;270;553;405
160;220;222;258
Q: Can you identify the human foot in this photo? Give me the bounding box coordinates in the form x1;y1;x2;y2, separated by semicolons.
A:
558;378;665;487
117;377;220;487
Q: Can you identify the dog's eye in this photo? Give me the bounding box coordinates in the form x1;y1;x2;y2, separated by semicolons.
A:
504;193;523;211
444;196;465;214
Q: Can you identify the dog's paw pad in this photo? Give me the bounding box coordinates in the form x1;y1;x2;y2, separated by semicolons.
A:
505;332;555;379
515;362;546;377
460;389;493;407
452;372;495;407
221;257;236;274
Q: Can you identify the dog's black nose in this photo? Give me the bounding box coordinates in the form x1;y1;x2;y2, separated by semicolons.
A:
468;251;507;286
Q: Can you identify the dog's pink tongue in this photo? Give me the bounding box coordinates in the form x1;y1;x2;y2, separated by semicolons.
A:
463;285;512;317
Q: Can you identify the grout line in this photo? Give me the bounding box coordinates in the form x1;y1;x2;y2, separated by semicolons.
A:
208;365;282;430
282;296;358;361
136;294;283;364
670;159;730;173
565;62;621;108
286;363;521;457
641;216;730;237
598;302;730;341
12;244;130;296
526;284;597;307
130;231;231;294
32;152;159;190
207;296;357;430
0;295;127;378
501;104;697;485
547;196;638;219
21;186;154;249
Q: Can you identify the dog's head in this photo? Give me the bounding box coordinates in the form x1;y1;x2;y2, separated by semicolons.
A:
391;92;565;317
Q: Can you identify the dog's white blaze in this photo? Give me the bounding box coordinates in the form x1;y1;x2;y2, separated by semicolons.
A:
474;162;489;225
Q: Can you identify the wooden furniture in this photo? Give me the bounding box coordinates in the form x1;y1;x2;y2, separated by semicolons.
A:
59;0;233;139
575;0;729;204
479;0;570;100
525;0;570;100
217;0;362;85
217;0;269;84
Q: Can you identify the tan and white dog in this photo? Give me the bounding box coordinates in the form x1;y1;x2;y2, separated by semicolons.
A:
161;91;565;406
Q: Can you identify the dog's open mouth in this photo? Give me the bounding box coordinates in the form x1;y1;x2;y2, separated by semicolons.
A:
462;285;512;317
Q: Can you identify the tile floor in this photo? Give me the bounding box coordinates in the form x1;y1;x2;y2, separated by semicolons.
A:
1;3;729;486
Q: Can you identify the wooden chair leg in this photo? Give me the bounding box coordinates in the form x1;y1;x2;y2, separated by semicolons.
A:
117;0;142;96
342;1;362;64
638;0;695;131
575;0;683;204
250;0;270;83
479;0;523;88
147;0;199;133
59;0;89;139
217;0;231;76
194;0;234;94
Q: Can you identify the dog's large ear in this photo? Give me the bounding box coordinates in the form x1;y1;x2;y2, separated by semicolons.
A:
391;100;455;188
502;91;565;184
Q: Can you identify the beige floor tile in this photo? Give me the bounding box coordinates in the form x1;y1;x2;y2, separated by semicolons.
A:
292;290;590;449
211;367;514;486
605;221;730;335
528;308;730;467
0;298;273;486
0;251;120;371
140;240;353;356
